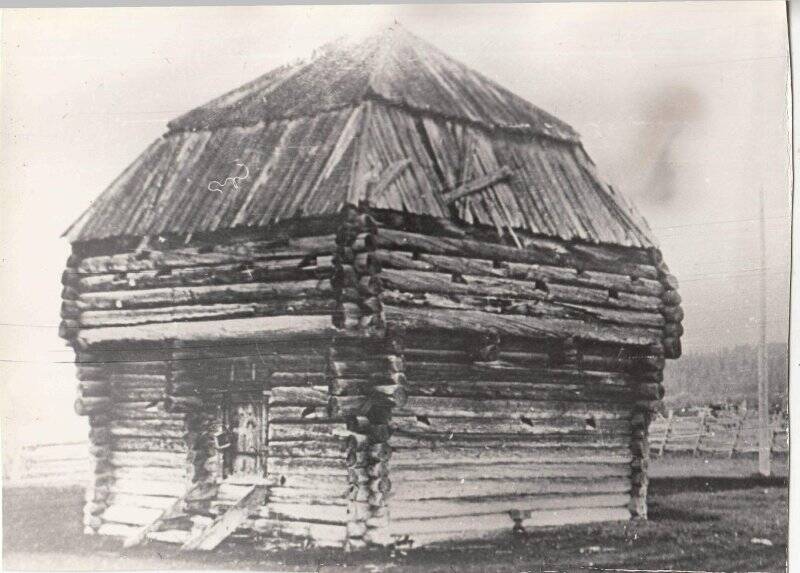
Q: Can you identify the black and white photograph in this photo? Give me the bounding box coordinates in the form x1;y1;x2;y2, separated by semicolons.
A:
0;2;792;571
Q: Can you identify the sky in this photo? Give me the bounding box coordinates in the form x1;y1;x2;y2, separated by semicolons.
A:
0;2;791;446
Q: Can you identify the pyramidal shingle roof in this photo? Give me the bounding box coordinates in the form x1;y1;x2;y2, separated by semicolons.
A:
65;25;655;248
168;25;578;141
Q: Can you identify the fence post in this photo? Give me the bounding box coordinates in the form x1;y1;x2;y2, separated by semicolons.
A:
658;409;673;458
692;408;708;457
729;408;745;458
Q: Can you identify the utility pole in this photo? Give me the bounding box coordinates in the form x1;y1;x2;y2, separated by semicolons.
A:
757;186;771;477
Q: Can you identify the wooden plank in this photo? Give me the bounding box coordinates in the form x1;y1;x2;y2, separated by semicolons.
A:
123;483;206;547
181;484;267;551
370;158;412;201
442;166;513;204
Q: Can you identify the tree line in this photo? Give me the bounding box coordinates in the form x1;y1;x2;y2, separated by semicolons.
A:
662;342;788;411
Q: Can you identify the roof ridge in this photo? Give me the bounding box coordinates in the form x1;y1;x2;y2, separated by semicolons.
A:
167;25;579;141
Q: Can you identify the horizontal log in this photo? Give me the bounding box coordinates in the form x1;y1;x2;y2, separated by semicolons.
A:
113;464;188;483
389;447;631;467
78;299;336;328
268;457;363;474
102;504;163;526
379;269;662;313
252;519;346;546
390;416;629;436
270;371;328;387
114;436;186;453
267;502;368;524
328;378;382;396
76;280;333;312
389;432;630;449
266;439;363;459
403;359;635;385
265;474;354;495
70;256;333;293
371;251;663;298
381;290;664;329
163;396;204;413
268;406;331;421
392;462;630;483
76;234;338;274
395;397;629;420
369;229;658;279
328;357;404;378
392;477;630;501
109;425;184;440
110;389;165;402
110;417;185;432
389;512;513;538
520;506;629;528
111;478;186;498
78;370;166;383
390;493;630;520
266;487;351;505
382;305;662;347
269;386;329;407
267;422;355;442
403;380;634;403
109;451;186;468
76;315;336;350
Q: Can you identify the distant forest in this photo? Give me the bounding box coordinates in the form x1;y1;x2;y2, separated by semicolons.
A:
662;342;789;411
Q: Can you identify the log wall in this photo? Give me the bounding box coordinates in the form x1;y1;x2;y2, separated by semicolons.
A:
383;335;634;546
74;349;190;537
63;211;679;549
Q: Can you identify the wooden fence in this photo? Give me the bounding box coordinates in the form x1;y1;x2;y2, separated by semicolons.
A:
2;411;789;487
649;409;789;458
3;441;90;486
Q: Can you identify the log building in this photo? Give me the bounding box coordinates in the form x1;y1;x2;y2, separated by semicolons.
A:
60;26;683;550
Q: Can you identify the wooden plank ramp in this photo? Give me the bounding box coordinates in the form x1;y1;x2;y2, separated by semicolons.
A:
181;484;268;551
123;481;210;548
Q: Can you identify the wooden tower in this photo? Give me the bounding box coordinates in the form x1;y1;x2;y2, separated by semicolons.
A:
60;25;683;550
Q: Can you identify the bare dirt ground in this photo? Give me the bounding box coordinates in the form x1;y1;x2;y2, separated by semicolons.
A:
3;457;788;572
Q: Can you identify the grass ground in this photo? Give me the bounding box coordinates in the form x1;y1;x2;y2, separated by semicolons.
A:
3;456;788;572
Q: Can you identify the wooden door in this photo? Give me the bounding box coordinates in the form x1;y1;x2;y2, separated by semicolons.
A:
216;391;266;482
